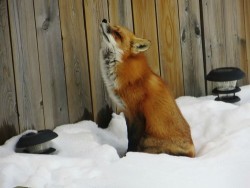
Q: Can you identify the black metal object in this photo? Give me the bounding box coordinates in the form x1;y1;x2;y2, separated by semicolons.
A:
15;130;58;154
206;67;245;103
206;67;245;81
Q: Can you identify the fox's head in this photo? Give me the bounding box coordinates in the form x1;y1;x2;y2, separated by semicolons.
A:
100;19;151;62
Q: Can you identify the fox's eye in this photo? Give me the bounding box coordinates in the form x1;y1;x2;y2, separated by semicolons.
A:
113;31;122;40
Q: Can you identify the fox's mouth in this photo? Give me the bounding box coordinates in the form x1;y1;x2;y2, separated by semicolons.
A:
100;19;111;42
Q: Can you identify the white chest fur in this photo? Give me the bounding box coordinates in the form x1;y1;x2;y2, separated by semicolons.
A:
99;44;125;108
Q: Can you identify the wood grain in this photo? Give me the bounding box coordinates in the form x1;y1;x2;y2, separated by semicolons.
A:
84;0;113;127
178;0;205;97
244;0;250;83
0;0;19;144
223;0;247;83
202;0;226;69
234;0;247;86
202;0;228;93
132;0;160;75
155;0;184;97
224;0;238;67
59;0;93;123
108;0;134;31
34;0;69;129
8;0;45;132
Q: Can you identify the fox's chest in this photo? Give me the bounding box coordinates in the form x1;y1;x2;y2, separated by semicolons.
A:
102;60;117;85
100;49;124;108
100;51;118;89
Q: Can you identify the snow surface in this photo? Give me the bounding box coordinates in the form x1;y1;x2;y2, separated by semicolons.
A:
1;85;250;188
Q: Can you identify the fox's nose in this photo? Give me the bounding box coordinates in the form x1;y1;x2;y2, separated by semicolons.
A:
102;19;108;23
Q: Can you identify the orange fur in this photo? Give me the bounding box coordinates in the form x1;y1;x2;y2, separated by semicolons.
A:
100;20;195;157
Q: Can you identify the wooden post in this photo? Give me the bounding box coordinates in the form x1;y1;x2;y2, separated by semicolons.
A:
59;0;93;123
178;0;205;96
132;0;160;75
244;0;250;83
34;0;69;129
155;0;184;97
108;0;134;31
8;0;45;132
0;0;19;144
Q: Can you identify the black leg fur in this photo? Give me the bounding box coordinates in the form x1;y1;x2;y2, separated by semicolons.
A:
126;113;146;152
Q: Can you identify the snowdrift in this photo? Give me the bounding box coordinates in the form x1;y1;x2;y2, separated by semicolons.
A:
1;86;250;188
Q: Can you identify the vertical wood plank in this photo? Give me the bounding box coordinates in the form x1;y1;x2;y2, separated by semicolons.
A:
178;0;205;97
224;0;238;67
108;0;134;31
132;0;160;75
244;0;250;83
202;0;226;93
59;0;93;123
84;0;113;127
223;0;247;80
202;0;226;94
235;0;248;86
155;0;184;97
34;0;69;129
0;0;19;144
8;0;45;132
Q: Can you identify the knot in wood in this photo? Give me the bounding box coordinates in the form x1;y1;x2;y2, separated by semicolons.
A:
181;29;186;42
42;19;49;30
195;25;200;36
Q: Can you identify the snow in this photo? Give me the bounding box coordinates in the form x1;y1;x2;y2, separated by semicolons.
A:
1;85;250;188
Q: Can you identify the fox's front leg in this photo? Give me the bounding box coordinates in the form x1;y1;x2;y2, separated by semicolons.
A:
126;113;146;152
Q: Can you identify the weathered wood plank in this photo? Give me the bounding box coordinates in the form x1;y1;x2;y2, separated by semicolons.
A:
244;0;250;83
0;0;19;144
8;0;45;132
223;0;239;68
59;0;93;123
155;0;184;97
202;0;227;93
108;0;133;31
223;0;247;82
34;0;69;129
178;0;205;97
234;0;248;86
132;0;160;75
84;0;112;127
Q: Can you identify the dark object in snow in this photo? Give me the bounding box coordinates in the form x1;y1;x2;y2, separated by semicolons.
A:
206;67;245;103
15;130;58;154
206;67;245;81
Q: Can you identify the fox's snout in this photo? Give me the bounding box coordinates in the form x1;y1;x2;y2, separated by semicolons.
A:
100;19;111;42
102;19;108;23
100;19;109;30
101;19;112;34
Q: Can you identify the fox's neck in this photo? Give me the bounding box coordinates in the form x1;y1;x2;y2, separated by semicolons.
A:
116;53;151;87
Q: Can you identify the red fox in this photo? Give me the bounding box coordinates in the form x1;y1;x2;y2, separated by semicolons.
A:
99;19;195;157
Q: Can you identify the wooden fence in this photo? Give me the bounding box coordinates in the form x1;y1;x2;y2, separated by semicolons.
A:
0;0;249;144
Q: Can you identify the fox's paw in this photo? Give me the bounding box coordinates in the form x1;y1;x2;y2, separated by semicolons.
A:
138;136;195;158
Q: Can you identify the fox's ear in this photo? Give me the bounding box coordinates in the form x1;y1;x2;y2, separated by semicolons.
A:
131;38;151;54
